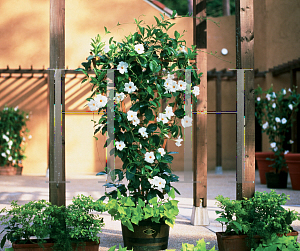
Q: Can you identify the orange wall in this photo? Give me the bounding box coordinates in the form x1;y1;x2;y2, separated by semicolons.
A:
1;0;300;175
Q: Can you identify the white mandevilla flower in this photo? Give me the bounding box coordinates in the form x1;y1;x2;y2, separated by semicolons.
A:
284;150;289;155
6;131;9;135
164;78;174;92
275;117;281;123
8;140;13;147
270;142;276;148
272;103;276;108
14;106;18;111
175;136;183;147
145;152;155;164
157;113;169;124
262;122;268;129
282;89;286;95
281;118;287;124
114;92;126;103
127;110;138;121
288;104;293;110
274;147;278;152
8;156;12;161
165;106;174;119
273;126;276;131
256;97;261;102
28;135;32;139
2;134;9;142
94;94;108;108
138;127;148;138
6;149;10;155
157;148;166;156
167;74;175;79
87;99;99;111
178;45;187;54
192;86;200;96
288;88;292;93
149;176;166;190
132;117;140;126
134;44;144;54
169;81;178;92
1;152;7;158
181;115;192;128
116;141;126;151
177;80;187;91
272;92;276;98
103;45;110;53
124;81;137;94
289;140;294;144
266;94;271;101
26;115;29;119
117;61;128;74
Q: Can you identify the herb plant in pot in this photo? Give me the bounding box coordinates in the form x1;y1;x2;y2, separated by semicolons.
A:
0;195;105;251
78;13;201;251
0;106;30;175
215;190;299;251
255;85;300;188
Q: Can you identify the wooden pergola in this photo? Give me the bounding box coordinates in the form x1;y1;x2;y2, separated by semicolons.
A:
48;0;256;226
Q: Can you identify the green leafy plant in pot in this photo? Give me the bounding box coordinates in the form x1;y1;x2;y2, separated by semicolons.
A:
0;195;105;251
0;106;30;175
255;85;300;188
77;13;202;251
215;190;299;251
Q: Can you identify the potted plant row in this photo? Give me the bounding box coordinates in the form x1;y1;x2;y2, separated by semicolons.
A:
215;190;299;251
0;106;30;175
0;195;105;251
78;12;201;250
255;85;300;188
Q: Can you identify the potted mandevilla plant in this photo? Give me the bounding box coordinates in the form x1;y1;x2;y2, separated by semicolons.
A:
0;106;30;175
255;85;300;188
77;12;201;250
0;195;105;251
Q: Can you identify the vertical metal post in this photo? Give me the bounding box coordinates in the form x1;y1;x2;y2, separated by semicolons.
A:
49;0;66;206
235;0;255;200
223;0;230;16
216;73;222;174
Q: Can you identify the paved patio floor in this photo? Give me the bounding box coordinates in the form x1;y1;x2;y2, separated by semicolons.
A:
0;170;299;250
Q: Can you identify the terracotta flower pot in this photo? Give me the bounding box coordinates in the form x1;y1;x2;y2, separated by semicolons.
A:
285;153;300;190
0;165;17;175
255;152;275;184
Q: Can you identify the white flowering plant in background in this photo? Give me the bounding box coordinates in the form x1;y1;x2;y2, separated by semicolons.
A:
255;85;300;172
77;13;202;231
0;106;30;168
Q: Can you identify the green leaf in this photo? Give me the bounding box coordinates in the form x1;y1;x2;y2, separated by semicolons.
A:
145;108;153;121
147;123;157;133
108;245;117;251
146;86;154;97
174;31;180;40
216;217;229;223
104;26;111;34
168;188;175;199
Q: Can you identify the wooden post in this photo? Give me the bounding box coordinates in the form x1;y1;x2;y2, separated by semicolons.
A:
49;0;66;206
191;0;209;226
290;69;297;153
235;0;255;200
223;0;230;16
216;74;222;173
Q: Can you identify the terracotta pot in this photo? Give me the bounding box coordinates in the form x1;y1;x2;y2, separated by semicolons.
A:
216;232;261;251
121;219;170;250
12;239;99;251
285;153;300;190
255;152;275;184
0;165;17;175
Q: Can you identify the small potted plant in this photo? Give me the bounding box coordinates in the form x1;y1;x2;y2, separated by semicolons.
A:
215;190;299;251
0;106;30;175
0;195;105;251
255;85;300;188
77;13;201;250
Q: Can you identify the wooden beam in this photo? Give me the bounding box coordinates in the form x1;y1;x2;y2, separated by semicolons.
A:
193;0;207;208
235;0;255;200
290;69;297;153
49;0;66;206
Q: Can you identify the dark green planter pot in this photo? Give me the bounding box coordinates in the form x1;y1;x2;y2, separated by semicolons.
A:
121;220;170;251
265;171;288;188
